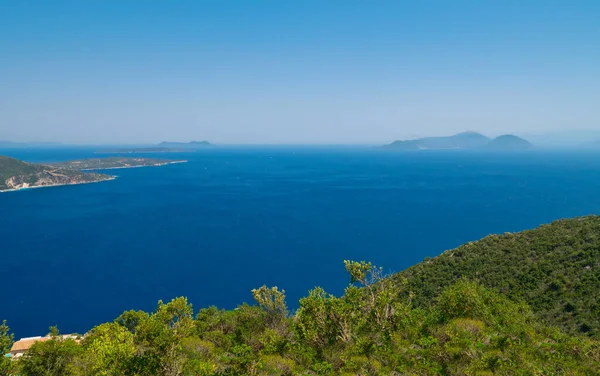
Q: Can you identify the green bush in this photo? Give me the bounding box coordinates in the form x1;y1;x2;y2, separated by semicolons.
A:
7;216;600;374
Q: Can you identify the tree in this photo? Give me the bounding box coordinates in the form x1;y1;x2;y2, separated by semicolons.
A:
252;286;288;319
343;260;404;330
4;255;600;375
295;287;339;351
0;321;14;376
115;310;150;334
79;322;136;376
18;331;82;376
155;297;195;336
252;286;289;337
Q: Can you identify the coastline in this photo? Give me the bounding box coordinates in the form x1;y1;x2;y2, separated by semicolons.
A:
0;176;117;193
1;160;186;193
95;151;193;154
80;160;188;171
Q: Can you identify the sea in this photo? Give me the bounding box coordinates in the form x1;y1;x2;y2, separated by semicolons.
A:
2;147;600;338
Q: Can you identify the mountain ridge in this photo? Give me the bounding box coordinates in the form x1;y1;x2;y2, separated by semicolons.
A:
487;134;533;150
384;132;533;150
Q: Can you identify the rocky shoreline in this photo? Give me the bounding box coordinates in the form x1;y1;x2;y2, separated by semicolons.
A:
79;160;188;171
0;176;116;193
1;156;187;193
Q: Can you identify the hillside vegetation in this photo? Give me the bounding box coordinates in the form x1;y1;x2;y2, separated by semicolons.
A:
0;156;112;191
396;216;600;337
3;218;600;375
49;157;186;170
0;156;41;189
2;261;599;375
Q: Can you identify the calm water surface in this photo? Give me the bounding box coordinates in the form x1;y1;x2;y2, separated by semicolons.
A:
2;147;600;337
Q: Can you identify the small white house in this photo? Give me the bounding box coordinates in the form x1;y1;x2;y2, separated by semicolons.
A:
9;334;80;358
9;336;49;358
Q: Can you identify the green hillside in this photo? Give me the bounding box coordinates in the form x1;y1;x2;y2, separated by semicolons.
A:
3;218;600;375
0;156;42;189
3;270;600;375
396;216;600;337
0;155;113;191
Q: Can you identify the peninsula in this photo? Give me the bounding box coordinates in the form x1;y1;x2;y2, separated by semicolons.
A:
0;156;114;192
1;156;186;192
96;147;189;154
49;157;187;170
97;141;211;154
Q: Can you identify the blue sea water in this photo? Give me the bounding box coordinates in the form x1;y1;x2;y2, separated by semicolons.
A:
3;147;600;337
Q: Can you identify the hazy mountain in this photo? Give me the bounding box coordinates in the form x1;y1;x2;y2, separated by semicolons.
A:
487;135;533;150
0;141;63;148
518;130;600;148
384;131;533;150
157;141;212;149
383;131;491;150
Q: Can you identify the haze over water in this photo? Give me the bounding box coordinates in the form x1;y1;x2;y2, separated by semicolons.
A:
3;147;600;337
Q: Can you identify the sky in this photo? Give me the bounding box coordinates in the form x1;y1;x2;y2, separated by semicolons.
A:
1;1;599;145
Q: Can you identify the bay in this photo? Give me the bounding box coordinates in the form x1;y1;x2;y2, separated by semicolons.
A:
2;147;600;337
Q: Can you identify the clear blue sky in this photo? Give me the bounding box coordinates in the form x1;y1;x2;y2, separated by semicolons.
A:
1;1;599;144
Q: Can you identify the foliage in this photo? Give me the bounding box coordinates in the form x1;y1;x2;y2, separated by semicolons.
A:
78;323;136;375
0;155;111;190
395;215;600;336
6;257;600;375
18;334;82;376
7;217;600;374
0;321;14;376
252;286;288;319
0;156;39;189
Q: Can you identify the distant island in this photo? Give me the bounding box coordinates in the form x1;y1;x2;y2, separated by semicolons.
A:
0;141;63;149
0;156;186;192
383;131;533;150
157;141;211;148
486;134;534;150
49;157;187;170
96;147;188;154
97;141;212;154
